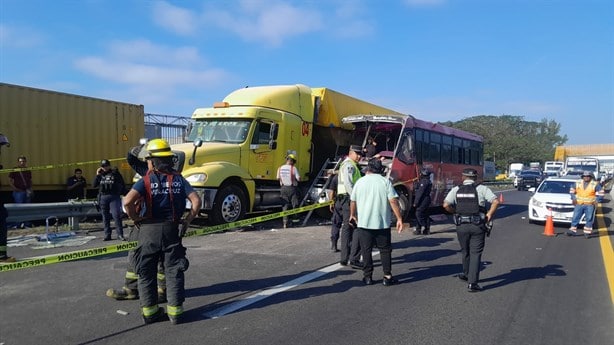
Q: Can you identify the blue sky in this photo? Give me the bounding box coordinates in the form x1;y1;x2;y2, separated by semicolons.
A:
1;0;612;145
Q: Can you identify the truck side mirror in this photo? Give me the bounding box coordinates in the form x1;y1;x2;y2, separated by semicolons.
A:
189;138;203;165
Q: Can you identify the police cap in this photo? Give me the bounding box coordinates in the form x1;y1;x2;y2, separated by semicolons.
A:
462;168;478;177
100;159;111;167
350;145;363;155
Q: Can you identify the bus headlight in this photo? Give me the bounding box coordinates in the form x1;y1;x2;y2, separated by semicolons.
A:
186;173;207;184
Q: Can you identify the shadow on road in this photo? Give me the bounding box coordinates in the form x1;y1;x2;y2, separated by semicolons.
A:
479;264;567;290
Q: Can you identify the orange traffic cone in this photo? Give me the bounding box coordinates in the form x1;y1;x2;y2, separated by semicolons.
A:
498;193;504;203
543;208;555;237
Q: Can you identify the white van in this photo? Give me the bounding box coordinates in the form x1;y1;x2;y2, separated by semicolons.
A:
508;163;524;178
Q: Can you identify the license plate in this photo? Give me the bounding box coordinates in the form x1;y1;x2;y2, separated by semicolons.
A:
553;212;568;219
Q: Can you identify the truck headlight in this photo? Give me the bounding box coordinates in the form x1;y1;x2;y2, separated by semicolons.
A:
186;173;207;184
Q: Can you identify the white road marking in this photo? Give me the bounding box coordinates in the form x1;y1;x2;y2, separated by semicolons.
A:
204;252;381;319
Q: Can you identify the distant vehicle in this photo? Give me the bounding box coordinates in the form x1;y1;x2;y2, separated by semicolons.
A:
483;161;496;181
516;170;544;191
544;161;564;173
544;171;559;178
563;157;600;180
528;176;594;224
508;163;524;179
529;162;541;170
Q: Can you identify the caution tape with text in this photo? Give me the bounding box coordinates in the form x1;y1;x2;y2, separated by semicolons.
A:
0;201;332;273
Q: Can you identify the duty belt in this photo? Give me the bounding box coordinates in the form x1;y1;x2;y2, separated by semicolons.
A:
454;214;484;226
335;194;349;201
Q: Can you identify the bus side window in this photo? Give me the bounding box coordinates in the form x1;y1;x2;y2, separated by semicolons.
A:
397;132;413;164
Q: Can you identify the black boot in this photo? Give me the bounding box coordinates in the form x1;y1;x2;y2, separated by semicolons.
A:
331;241;339;252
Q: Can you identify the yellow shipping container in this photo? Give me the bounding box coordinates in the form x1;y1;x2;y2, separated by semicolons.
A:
0;83;144;199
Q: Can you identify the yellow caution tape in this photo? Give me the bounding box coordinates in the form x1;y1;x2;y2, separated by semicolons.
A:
0;158;125;174
0;241;138;272
0;201;332;273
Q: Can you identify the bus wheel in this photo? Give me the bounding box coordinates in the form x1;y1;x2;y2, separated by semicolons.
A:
396;191;411;222
210;185;247;225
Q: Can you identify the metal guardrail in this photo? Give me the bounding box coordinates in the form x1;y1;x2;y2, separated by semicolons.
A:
482;181;514;186
5;200;99;230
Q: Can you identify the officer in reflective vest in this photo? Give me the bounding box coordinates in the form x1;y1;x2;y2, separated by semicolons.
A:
443;168;499;292
123;138;201;325
568;171;603;238
338;145;364;268
277;153;301;228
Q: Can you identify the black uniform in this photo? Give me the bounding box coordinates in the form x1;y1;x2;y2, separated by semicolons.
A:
413;174;432;234
93;166;126;240
328;174;342;251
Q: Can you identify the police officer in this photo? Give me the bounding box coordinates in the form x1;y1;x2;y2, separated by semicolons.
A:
338;145;364;268
326;169;341;252
123;139;201;325
413;168;432;235
93;159;126;241
106;141;167;302
277;153;301;228
443;168;499;292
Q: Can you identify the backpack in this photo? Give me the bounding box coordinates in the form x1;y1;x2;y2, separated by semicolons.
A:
99;173;115;194
455;184;480;215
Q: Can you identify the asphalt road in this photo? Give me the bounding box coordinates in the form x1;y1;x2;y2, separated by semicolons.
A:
1;189;613;345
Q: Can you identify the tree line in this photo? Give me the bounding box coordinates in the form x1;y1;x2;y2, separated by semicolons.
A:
440;115;568;172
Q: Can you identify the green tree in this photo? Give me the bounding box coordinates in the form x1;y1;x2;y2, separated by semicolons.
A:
440;115;567;172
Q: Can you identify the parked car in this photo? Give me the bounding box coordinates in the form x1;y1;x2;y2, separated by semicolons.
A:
528;177;594;224
516;170;544;191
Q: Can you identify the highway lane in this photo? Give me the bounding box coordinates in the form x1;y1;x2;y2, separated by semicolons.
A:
1;189;612;345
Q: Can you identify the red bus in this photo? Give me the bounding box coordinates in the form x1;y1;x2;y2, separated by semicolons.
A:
341;114;484;220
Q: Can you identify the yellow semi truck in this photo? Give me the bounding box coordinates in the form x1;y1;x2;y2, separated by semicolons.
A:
168;84;401;224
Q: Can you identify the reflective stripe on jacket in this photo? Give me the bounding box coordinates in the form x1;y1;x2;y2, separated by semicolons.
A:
337;158;361;195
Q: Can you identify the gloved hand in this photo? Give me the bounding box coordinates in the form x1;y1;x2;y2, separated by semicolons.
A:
129;145;144;157
179;221;189;238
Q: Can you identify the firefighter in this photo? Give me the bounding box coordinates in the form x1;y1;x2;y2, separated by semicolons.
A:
413;168;432;235
106;142;167;302
123;139;201;325
443;168;499;292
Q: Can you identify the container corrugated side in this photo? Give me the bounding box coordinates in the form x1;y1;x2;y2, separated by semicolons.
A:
0;83;144;192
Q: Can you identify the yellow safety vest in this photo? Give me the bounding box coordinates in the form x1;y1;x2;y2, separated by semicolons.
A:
337;158;361;195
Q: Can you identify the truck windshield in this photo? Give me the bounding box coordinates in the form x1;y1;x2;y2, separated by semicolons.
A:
187;119;252;143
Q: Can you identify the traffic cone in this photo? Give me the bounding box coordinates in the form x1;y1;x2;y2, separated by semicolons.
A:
498;193;504;203
543;208;555;237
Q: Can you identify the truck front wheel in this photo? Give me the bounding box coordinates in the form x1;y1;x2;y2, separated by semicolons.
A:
210;185;247;225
